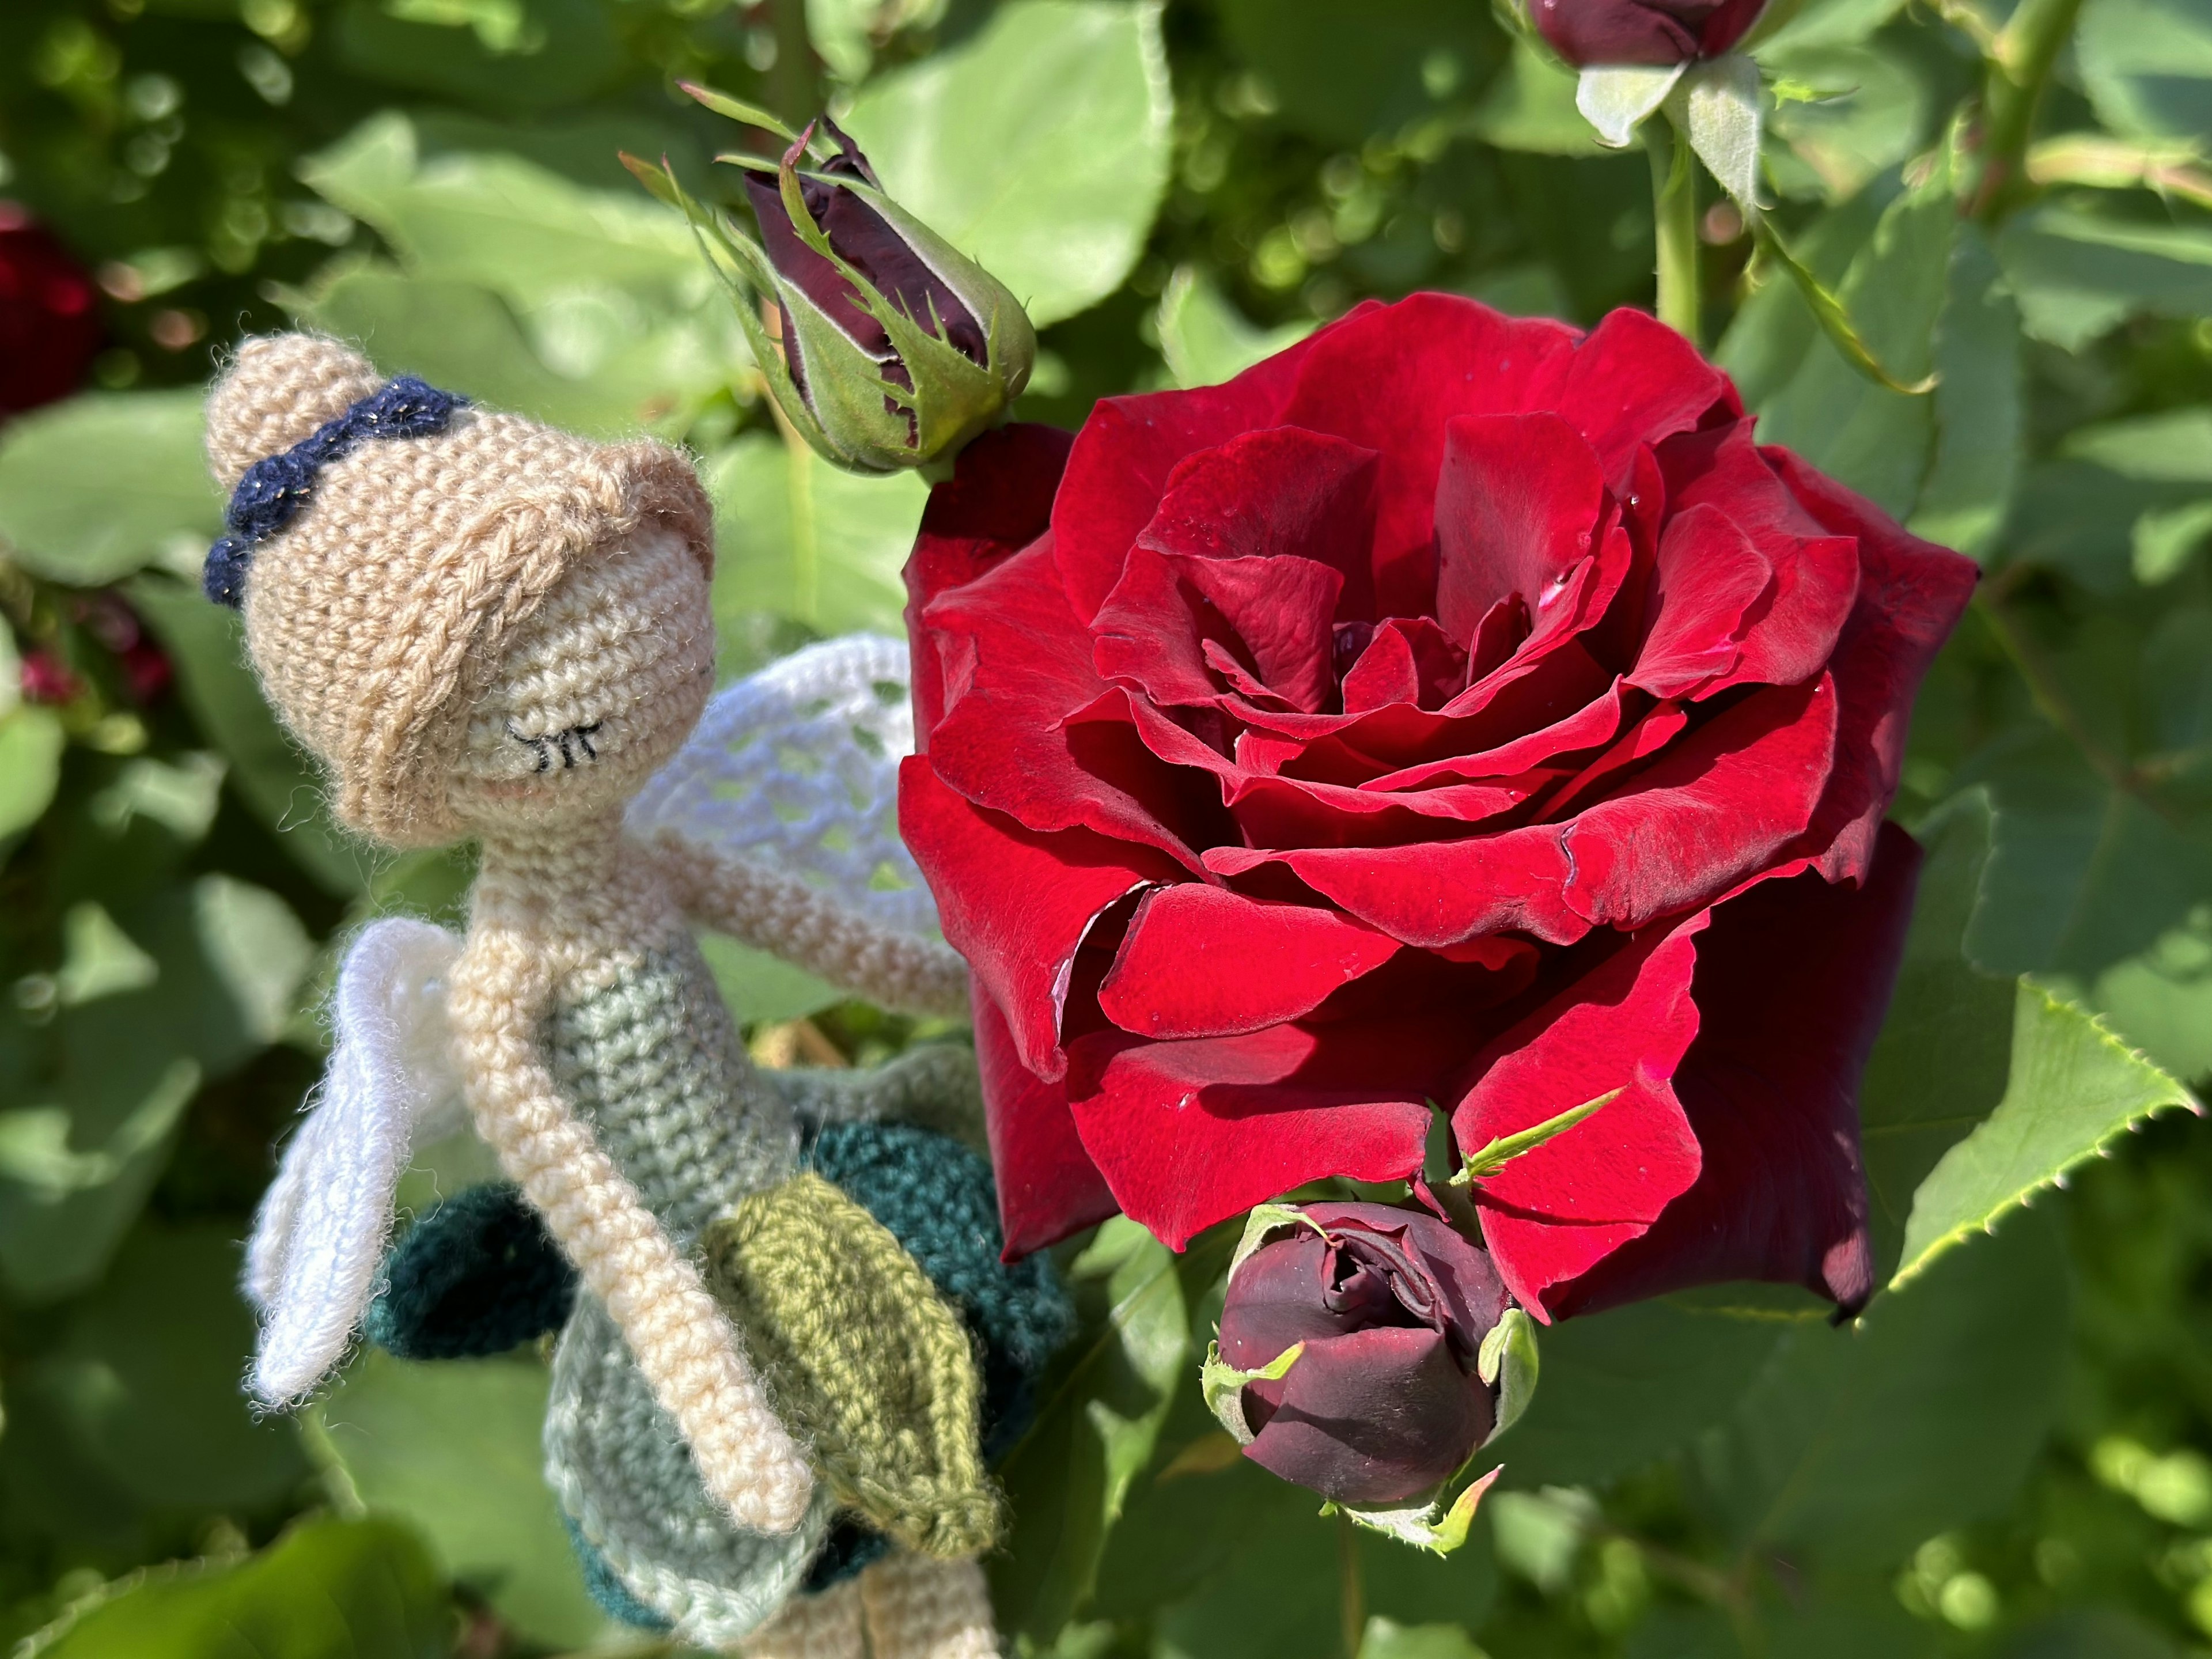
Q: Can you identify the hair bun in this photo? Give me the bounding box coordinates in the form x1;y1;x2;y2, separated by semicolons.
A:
204;332;382;493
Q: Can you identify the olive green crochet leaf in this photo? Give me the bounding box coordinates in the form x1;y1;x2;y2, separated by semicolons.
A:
703;1172;1001;1559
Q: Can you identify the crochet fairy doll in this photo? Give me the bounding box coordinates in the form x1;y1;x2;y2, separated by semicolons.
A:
209;332;1062;1655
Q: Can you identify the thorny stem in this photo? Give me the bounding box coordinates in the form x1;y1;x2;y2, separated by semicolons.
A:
1970;0;2088;219
1647;116;1701;346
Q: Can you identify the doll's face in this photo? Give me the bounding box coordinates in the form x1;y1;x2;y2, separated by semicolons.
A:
448;526;714;832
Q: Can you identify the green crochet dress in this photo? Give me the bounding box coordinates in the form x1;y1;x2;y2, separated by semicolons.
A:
539;940;824;1646
533;936;995;1645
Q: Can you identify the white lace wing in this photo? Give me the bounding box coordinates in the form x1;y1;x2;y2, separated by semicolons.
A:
244;916;465;1407
627;633;938;938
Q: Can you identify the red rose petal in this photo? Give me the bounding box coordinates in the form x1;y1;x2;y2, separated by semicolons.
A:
1340;616;1469;714
1543;697;1689;819
899;758;1184;1081
906;422;1073;733
1660;422;1862;692
1555;308;1740;491
1065;1021;1442;1250
1137;426;1382;620
1561;673;1840;929
1365;679;1631;790
1453;914;1709;1317
975;993;1119;1260
1554;823;1924;1316
1206;827;1589;948
1764;449;1979;882
926;539;1210;868
1434;412;1610;650
1627;502;1775;699
1278;295;1582;615
1173;554;1344;713
1097;883;1403;1040
1053;328;1339;622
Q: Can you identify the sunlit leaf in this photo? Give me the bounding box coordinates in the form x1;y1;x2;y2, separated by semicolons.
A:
1894;984;2195;1286
32;1514;446;1658
702;431;929;646
0;392;219;587
310;1350;610;1648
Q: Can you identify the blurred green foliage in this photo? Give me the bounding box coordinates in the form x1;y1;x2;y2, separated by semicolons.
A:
3;0;2212;1653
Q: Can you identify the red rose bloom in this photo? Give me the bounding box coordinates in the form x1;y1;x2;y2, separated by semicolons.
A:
900;296;1975;1319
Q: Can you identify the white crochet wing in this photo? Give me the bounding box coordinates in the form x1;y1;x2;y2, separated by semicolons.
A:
627;633;938;938
244;916;465;1407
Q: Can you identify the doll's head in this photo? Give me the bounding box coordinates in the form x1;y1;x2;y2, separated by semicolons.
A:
203;334;717;847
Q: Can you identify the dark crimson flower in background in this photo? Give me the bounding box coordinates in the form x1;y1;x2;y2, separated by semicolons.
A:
900;294;1975;1321
0;203;100;418
76;593;172;705
1217;1202;1509;1503
1532;0;1766;66
19;649;82;705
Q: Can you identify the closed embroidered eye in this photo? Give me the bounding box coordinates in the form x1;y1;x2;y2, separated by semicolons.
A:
507;720;603;772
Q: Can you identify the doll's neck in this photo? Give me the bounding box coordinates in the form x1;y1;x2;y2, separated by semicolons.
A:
471;811;678;951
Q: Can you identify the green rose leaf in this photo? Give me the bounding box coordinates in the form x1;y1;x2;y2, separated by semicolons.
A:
1893;983;2195;1288
0;392;219;588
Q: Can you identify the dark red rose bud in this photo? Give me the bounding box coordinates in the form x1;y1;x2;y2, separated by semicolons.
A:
0;204;101;417
20;649;82;705
1215;1202;1510;1505
1532;0;1766;65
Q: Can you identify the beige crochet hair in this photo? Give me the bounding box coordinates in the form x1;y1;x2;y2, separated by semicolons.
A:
204;332;714;849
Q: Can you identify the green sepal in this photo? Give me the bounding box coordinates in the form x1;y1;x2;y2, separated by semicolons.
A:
1199;1338;1304;1446
677;81;815;152
1477;1306;1540;1445
1326;1465;1504;1556
627;149;849;464
766;153;1032;471
1228;1200;1327;1282
1751;217;1941;396
1452;1086;1624;1185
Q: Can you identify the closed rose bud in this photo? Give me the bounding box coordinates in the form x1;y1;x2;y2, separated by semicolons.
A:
643;96;1034;478
1531;0;1766;65
0;204;101;417
1214;1203;1510;1505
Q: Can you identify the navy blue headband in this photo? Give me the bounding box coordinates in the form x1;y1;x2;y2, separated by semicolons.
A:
203;374;468;608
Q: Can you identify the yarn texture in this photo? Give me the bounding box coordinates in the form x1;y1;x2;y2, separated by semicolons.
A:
204;333;715;849
212;333;1013;1653
243;916;463;1405
365;1181;574;1360
704;1172;1001;1560
808;1119;1073;1457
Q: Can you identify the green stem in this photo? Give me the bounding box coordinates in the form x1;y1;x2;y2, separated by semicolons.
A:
1972;0;2087;220
765;0;818;125
1337;1509;1366;1659
1647;116;1700;346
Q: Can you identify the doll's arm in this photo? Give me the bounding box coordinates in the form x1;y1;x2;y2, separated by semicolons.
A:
447;924;815;1535
646;830;969;1020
